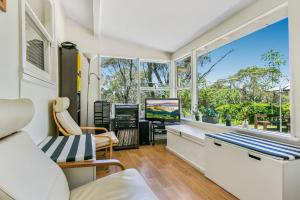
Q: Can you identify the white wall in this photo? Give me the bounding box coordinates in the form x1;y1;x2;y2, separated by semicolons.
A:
54;0;65;43
288;0;300;139
64;17;171;126
0;0;20;99
0;0;64;144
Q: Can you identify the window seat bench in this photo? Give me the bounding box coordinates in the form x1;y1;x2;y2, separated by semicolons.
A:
166;124;300;200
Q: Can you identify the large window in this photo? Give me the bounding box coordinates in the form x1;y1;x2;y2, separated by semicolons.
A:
140;61;170;87
175;56;192;117
100;58;171;112
139;60;171;114
100;57;138;104
196;18;291;133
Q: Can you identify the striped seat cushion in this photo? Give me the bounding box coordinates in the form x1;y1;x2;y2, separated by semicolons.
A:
206;132;300;160
38;134;96;163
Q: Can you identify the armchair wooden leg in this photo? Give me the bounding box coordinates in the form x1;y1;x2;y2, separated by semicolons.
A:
109;147;112;159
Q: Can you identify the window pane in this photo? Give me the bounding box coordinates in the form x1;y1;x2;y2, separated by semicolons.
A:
26;14;49;71
140;61;170;87
26;0;53;36
176;56;191;87
101;57;138;104
197;18;291;133
140;90;170;116
177;89;191;117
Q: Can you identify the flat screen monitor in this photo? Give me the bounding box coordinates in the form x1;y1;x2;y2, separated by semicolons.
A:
145;98;180;122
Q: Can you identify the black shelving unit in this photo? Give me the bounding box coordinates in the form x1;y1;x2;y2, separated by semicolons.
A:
94;101;111;133
114;104;139;150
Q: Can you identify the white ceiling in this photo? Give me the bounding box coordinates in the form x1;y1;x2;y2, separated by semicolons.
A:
61;0;255;53
60;0;93;30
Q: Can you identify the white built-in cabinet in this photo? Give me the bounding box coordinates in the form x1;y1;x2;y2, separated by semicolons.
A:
166;125;210;173
166;124;300;200
205;137;300;200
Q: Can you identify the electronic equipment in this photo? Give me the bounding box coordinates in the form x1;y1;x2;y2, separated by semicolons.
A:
114;104;139;149
145;98;180;122
94;101;111;134
139;120;150;145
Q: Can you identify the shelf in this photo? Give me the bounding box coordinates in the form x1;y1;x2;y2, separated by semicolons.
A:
114;145;139;150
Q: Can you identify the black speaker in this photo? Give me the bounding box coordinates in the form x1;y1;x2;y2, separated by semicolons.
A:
139;120;150;145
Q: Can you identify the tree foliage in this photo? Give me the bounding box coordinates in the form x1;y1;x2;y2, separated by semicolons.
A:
261;49;287;69
101;58;138;103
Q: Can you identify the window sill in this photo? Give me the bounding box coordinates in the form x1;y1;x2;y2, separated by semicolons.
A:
181;118;300;144
22;72;56;89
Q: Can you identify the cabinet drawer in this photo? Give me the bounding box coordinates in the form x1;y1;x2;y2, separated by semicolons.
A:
205;137;283;200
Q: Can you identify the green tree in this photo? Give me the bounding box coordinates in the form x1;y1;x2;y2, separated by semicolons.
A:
228;66;282;102
261;49;287;70
101;58;138;103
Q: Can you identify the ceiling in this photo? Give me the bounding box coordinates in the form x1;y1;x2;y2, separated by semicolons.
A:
61;0;255;53
60;0;93;30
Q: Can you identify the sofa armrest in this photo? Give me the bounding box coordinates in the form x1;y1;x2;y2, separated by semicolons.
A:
58;159;125;170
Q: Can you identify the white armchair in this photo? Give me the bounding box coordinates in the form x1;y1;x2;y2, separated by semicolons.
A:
0;99;158;200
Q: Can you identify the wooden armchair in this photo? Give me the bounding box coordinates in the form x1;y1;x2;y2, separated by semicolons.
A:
53;97;119;159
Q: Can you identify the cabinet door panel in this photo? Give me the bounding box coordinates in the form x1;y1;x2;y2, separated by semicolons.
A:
205;138;283;200
205;138;244;198
240;150;283;200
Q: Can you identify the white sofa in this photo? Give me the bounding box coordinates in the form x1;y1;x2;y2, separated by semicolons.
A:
0;99;158;200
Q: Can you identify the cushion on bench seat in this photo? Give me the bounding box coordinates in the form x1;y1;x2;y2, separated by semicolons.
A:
206;132;300;160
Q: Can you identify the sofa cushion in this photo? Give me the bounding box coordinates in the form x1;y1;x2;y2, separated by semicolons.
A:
95;131;119;148
70;169;158;200
0;99;34;139
0;132;70;200
95;136;110;147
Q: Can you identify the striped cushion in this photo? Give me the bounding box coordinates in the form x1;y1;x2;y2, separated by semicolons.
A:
38;134;96;163
206;132;300;160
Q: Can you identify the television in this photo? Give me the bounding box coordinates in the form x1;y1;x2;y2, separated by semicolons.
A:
145;98;180;122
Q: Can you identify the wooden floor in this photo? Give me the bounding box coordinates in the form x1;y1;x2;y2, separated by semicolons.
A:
97;145;238;200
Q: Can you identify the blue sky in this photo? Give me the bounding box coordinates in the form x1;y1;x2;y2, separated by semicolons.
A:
198;18;289;83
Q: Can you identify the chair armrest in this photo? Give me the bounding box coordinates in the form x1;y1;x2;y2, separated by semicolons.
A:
80;126;108;132
58;159;125;170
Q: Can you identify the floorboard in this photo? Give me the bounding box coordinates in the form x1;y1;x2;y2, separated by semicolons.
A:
96;145;238;200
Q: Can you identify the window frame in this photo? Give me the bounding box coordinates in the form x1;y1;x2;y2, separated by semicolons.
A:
174;54;193;117
175;3;296;140
99;55;139;104
139;59;172;115
20;0;55;87
139;58;171;90
195;18;291;133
